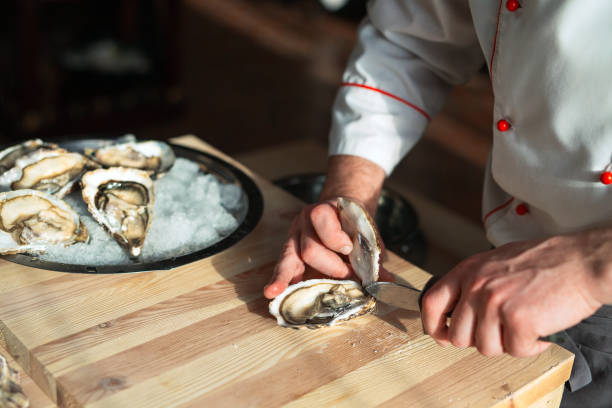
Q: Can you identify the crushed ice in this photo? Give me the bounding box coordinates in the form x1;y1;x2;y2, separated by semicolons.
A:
37;158;245;266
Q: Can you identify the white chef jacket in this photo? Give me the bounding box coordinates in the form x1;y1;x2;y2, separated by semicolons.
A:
329;0;612;247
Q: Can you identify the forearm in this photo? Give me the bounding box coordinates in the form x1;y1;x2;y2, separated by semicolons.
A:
319;154;386;216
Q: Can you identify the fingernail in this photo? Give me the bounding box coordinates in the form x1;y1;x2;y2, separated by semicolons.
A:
340;245;352;255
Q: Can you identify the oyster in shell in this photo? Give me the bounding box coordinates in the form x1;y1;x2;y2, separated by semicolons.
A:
269;197;382;328
81;167;154;257
269;279;375;328
337;197;382;286
0;148;96;198
86;139;175;177
0;139;58;175
0;189;88;255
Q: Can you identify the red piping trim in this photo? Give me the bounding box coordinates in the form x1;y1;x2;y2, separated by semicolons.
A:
340;82;431;121
489;0;504;81
482;197;514;225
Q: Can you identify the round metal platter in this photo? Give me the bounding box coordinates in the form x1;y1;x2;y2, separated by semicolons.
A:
1;138;264;274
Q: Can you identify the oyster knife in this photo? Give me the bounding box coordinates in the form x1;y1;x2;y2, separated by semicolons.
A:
364;277;561;343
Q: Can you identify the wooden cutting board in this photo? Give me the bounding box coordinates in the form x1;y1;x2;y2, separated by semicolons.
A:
0;136;573;408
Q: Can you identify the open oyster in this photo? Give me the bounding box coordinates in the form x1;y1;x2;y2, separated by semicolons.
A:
0;139;58;175
81;167;154;258
0;148;96;198
269;197;382;328
0;189;88;255
269;279;376;328
86;139;175;177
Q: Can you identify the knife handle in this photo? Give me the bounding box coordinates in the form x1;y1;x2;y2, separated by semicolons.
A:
418;276;562;343
417;275;442;314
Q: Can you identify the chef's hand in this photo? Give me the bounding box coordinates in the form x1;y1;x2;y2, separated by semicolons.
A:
421;228;612;357
263;155;387;299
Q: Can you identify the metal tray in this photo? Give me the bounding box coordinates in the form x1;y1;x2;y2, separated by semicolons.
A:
2;138;264;274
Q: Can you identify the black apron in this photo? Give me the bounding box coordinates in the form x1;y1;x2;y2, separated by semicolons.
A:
559;304;612;408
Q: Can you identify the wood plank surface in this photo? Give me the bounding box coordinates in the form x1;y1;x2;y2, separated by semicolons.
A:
0;135;573;407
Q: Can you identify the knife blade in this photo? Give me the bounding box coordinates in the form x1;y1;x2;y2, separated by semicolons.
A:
364;277;561;343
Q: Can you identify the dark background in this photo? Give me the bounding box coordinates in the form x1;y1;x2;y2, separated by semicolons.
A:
0;0;493;224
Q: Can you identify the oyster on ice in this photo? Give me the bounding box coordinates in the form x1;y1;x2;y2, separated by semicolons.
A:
81;167;154;257
269;279;376;328
0;139;58;175
86;139;175;177
0;148;96;198
269;197;382;328
0;189;88;255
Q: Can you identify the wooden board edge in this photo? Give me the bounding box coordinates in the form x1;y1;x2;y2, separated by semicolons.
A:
492;350;573;408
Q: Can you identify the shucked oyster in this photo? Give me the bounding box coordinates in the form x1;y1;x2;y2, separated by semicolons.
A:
269;279;376;328
0;148;96;198
85;138;175;177
0;189;88;255
81;167;154;257
269;197;382;328
0;139;59;175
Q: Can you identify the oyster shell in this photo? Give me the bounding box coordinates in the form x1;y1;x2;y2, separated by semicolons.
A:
337;197;382;286
81;167;154;257
269;279;375;328
0;139;57;175
269;197;382;328
0;148;96;198
0;354;29;408
0;189;88;255
86;139;175;177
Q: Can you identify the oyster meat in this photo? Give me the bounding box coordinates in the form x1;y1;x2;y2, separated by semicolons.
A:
86;139;175;176
0;189;88;255
269;197;383;328
0;148;95;198
81;167;154;257
0;139;57;175
269;279;375;328
337;197;382;286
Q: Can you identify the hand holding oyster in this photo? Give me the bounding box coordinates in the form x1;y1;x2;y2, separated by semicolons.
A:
269;197;384;328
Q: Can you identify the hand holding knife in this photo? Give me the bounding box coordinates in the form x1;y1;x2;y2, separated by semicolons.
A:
364;277;562;343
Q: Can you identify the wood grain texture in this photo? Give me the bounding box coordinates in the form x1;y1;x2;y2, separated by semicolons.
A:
0;136;573;407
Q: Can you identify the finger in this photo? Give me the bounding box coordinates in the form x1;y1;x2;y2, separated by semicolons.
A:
421;274;461;346
448;298;477;348
300;222;352;279
310;203;353;255
264;231;304;299
475;303;504;356
503;329;552;357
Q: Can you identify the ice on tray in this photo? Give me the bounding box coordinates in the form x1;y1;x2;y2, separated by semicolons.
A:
37;158;245;266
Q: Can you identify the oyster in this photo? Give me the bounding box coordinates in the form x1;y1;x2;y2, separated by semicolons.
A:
269;197;382;328
0;189;88;255
0;148;96;198
81;167;154;257
0;139;58;175
337;197;382;286
86;139;175;177
269;279;375;328
0;354;29;408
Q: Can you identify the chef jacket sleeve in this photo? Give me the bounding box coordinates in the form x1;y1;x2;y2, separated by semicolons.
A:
329;0;485;175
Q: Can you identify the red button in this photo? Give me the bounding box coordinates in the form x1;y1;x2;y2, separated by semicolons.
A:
496;119;511;132
601;171;612;185
515;203;528;215
506;0;520;12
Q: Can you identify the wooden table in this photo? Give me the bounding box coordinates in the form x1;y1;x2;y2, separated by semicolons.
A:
0;136;573;407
